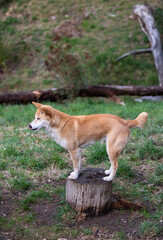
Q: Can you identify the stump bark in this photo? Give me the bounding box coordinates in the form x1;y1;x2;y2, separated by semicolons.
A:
66;168;112;216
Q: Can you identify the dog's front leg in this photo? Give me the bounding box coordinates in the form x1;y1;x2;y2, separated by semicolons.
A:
68;149;81;180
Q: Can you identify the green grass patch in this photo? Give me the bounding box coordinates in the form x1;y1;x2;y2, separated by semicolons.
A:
86;142;108;164
10;173;33;191
136;139;163;160
56;203;77;223
20;189;51;210
140;220;161;237
116;158;135;178
113;231;128;240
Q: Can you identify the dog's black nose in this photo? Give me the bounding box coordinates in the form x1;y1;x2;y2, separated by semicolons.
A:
29;124;32;129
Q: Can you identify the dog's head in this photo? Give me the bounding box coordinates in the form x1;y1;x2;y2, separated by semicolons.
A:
29;102;54;132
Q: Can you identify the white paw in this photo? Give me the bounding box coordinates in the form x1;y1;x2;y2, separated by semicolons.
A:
103;176;113;182
68;171;79;180
105;169;111;175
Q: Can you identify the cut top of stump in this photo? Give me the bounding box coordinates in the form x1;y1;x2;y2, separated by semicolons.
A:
69;167;111;184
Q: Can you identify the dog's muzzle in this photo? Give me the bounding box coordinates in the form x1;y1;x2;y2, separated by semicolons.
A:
29;123;38;131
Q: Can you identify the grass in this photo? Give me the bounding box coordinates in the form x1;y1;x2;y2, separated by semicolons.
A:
0;97;162;239
20;189;51;210
113;231;128;240
140;220;161;237
10;173;33;191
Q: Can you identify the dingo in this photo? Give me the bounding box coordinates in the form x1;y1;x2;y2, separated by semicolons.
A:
29;102;148;181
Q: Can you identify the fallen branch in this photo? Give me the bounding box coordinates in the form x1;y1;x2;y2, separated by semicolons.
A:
0;85;163;104
112;195;146;210
117;48;152;61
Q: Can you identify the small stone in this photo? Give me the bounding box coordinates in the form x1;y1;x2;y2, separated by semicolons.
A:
57;238;68;240
108;13;117;18
129;15;135;20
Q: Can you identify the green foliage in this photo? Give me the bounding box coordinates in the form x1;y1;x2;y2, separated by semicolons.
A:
46;41;86;98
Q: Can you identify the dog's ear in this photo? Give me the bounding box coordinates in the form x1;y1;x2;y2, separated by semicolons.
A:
41;106;54;118
32;102;42;108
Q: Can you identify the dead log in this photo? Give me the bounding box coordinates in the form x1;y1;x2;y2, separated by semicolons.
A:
79;85;163;97
134;5;163;87
66;168;112;216
0;85;163;104
0;88;67;104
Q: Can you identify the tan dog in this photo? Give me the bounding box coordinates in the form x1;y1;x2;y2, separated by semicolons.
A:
29;102;148;181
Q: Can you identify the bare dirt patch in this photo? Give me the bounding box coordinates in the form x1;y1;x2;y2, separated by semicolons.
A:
54;19;82;39
0;188;17;217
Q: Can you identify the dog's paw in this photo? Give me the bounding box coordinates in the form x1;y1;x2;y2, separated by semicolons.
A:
68;171;78;180
103;176;113;182
105;169;111;175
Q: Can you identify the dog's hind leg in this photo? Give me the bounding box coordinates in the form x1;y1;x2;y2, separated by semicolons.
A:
68;148;81;180
103;130;129;181
103;149;118;182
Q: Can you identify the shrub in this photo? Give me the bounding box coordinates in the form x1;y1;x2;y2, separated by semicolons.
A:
45;41;85;99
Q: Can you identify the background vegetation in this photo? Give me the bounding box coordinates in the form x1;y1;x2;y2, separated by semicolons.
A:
0;0;163;92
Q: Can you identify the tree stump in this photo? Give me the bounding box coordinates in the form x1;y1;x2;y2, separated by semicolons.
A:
66;168;112;216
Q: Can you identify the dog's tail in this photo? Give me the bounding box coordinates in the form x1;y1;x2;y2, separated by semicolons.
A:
126;112;148;129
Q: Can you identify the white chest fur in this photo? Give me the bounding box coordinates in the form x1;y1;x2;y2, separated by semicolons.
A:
46;127;68;149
